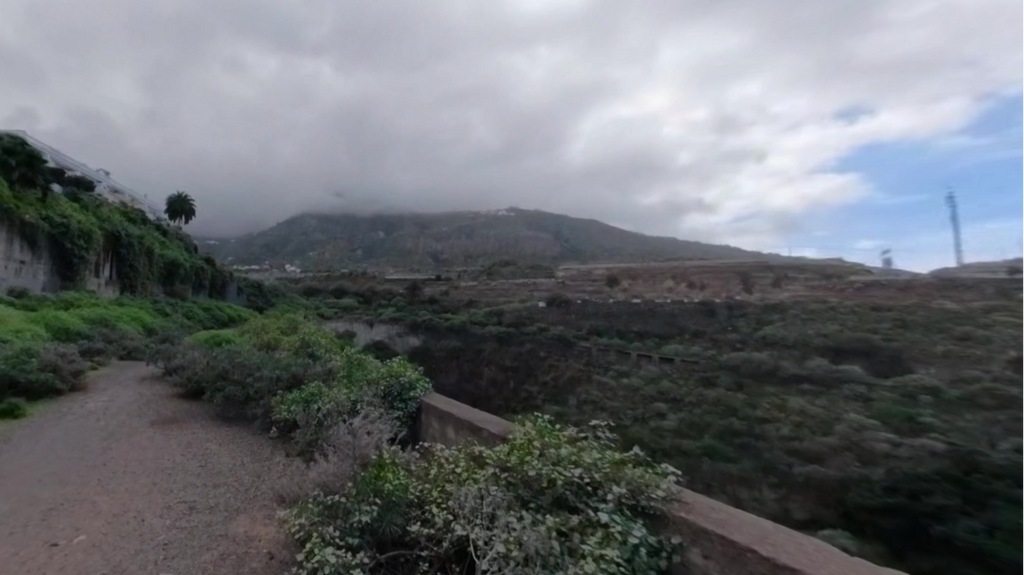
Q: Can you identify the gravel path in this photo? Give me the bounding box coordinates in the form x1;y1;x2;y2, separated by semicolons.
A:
0;362;298;575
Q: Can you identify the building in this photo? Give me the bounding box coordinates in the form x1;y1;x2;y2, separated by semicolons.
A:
0;129;163;220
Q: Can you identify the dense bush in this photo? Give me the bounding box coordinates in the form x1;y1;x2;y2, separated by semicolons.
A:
0;396;29;419
153;313;431;453
0;291;255;404
544;292;573;309
285;416;682;575
187;328;243;349
0;342;87;399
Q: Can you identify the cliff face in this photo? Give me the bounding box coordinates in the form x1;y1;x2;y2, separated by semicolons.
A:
0;220;118;296
202;208;772;270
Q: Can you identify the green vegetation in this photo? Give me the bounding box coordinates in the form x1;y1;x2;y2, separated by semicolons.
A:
279;280;1018;575
154;311;684;574
0;397;29;419
151;313;431;451
1;142;232;296
396;299;1022;575
286;416;682;575
0;133;48;192
0;289;255;413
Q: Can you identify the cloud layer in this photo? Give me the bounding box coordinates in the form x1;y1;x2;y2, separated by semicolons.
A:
1;0;1020;243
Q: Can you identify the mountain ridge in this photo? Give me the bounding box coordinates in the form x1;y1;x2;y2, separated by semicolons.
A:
201;207;783;270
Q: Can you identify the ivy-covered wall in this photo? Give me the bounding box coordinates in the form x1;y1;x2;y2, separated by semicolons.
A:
1;218;62;293
1;177;238;300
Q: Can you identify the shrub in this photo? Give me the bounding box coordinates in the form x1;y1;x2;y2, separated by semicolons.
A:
27;310;91;342
658;344;686;356
0;306;50;343
819;333;913;378
544;292;573;309
187;329;242;349
273;381;352;453
156;315;431;451
0;396;28;419
887;374;949;399
799;358;877;387
606;274;622;289
0;342;86;399
285;416;682;575
37;344;89;392
93;328;148;360
76;339;111;362
720;351;780;377
294;409;400;499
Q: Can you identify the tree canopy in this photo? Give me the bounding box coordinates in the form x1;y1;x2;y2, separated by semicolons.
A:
0;133;49;194
164;191;197;226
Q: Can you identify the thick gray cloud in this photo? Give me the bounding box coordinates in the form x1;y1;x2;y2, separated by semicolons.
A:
1;0;1020;244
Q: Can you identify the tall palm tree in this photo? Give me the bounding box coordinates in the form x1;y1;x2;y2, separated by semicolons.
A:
164;191;197;226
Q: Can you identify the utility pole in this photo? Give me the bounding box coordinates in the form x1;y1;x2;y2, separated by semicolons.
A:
945;188;964;267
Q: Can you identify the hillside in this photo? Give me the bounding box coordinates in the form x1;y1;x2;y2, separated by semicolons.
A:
929;258;1023;278
202;208;776;270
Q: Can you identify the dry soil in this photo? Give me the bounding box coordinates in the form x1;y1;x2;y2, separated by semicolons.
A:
0;362;298;575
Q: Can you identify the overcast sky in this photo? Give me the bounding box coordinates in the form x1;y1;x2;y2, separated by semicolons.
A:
1;0;1021;267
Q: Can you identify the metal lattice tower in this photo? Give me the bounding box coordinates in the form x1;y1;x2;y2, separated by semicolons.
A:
945;189;964;267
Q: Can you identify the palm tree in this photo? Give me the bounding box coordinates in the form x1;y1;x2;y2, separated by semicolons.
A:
164;191;197;226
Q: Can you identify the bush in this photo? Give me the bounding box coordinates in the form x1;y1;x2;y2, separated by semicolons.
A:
156;314;431;452
94;328;148;360
720;351;780;377
27;310;91;342
544;292;573;309
0;306;50;343
798;358;877;387
285;416;682;575
606;273;622;289
37;344;89;392
819;333;913;378
658;344;686;356
0;396;28;419
0;342;87;399
288;409;400;500
887;374;949;399
187;329;242;349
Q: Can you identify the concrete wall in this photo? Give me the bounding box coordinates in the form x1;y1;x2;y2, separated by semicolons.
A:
1;221;60;293
415;391;906;575
1;221;119;296
416;392;511;447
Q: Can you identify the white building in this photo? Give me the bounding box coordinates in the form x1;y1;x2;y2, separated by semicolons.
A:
1;129;163;220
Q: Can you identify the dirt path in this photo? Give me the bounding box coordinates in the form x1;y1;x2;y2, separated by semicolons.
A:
0;362;298;575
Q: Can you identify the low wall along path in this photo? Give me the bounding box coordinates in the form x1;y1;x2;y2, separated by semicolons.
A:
416;392;906;575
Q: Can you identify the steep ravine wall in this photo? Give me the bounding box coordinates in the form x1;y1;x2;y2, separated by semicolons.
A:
1;220;246;303
0;221;119;295
416;392;906;575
